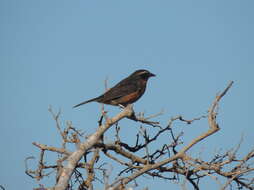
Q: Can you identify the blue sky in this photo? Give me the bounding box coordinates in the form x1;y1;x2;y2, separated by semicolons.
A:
1;0;253;189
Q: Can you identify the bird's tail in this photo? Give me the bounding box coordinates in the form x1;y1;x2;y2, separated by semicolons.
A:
73;97;99;108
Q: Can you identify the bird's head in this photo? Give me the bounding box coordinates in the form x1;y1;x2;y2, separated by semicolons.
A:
131;69;156;80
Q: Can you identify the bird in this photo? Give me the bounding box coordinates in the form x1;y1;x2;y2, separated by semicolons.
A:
73;69;155;108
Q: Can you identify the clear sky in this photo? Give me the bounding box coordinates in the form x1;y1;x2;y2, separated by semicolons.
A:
1;0;253;189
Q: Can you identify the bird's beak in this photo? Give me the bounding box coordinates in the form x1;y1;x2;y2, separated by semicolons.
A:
150;73;156;77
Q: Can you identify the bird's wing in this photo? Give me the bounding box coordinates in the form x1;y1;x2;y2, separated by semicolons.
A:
100;79;139;102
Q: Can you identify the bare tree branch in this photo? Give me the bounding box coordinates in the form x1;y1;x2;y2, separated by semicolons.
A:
53;104;134;190
27;81;254;190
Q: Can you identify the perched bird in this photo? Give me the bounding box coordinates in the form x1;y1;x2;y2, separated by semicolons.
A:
73;69;155;108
